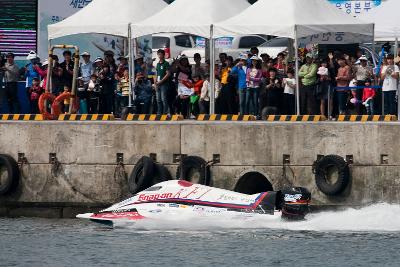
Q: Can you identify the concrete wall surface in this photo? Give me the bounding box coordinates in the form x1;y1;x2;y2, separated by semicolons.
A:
1;121;400;217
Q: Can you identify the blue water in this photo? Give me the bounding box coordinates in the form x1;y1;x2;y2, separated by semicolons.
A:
1;204;400;267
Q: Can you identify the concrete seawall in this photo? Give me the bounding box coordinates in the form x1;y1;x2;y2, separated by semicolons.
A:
1;121;400;217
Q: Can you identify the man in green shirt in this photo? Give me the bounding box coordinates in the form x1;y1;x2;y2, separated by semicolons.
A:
298;54;318;115
154;49;171;115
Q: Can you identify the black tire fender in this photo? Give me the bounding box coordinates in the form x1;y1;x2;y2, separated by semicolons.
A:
153;164;173;184
0;154;20;195
128;156;155;194
176;156;210;185
314;155;350;196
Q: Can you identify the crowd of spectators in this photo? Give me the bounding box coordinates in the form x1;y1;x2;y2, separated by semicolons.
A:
0;46;399;118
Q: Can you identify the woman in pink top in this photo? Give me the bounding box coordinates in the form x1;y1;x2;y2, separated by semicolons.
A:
34;60;49;90
335;57;352;115
246;56;263;115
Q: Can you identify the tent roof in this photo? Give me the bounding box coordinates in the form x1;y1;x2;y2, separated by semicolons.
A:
132;0;251;38
214;0;374;39
363;0;400;40
48;0;168;40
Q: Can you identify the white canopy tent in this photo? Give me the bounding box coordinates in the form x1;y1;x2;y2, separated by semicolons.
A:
215;0;374;115
131;0;250;38
131;0;251;114
48;0;168;39
363;0;400;119
48;0;168;108
363;0;400;41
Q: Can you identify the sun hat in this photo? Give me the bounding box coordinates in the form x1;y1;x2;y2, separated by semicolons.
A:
93;57;103;63
239;53;248;60
26;51;37;60
359;55;368;61
81;51;90;57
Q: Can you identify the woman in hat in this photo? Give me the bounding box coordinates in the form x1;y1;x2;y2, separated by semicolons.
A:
34;59;49;90
25;51;40;95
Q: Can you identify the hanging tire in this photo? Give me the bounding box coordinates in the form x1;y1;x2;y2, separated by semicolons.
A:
176;156;210;185
128;156;155;194
0;154;20;195
153;164;173;184
314;155;350;196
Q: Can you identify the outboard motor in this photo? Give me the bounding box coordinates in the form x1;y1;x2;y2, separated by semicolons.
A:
276;187;311;220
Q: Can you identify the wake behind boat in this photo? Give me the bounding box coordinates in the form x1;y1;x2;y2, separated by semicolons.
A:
77;180;311;226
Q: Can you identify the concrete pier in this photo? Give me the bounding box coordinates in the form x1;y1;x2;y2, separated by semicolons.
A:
1;121;400;218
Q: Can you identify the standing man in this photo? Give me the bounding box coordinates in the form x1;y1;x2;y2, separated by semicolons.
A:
192;53;205;79
79;52;93;85
231;54;248;115
154;49;171;115
298;54;318;115
381;54;399;115
60;50;74;89
2;53;20;113
353;55;373;114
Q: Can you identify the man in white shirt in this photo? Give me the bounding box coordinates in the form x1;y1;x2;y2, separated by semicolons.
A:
380;54;399;115
79;52;94;84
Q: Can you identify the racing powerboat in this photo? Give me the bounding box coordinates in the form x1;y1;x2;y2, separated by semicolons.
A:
77;180;311;226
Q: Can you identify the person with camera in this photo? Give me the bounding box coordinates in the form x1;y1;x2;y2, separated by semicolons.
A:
380;54;399;115
134;72;152;114
87;74;101;114
24;51;40;112
1;53;20;113
60;50;74;89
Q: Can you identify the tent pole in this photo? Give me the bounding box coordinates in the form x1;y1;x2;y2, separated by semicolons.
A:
294;25;300;115
128;23;133;107
210;24;215;114
396;37;400;121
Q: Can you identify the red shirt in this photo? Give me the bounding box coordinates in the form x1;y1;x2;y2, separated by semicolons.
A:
29;85;44;101
193;80;204;95
362;87;376;102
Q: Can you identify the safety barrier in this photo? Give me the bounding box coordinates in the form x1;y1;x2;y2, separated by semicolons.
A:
196;114;257;121
0;114;44;121
125;114;184;121
58;114;115;121
264;115;327;122
336;115;397;122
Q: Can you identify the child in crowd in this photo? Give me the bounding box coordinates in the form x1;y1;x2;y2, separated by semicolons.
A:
199;74;221;114
115;68;130;116
282;69;296;115
316;61;331;116
77;78;88;114
134;72;153;114
28;77;44;114
189;74;204;117
362;79;376;115
63;85;71;113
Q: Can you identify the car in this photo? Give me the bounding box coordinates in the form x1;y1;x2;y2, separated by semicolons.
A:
180;35;289;64
152;33;197;64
